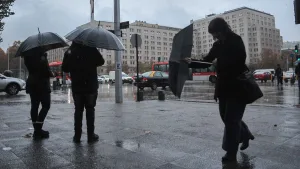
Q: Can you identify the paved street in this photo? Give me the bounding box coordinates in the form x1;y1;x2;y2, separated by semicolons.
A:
1;81;299;107
0;82;300;168
1;98;300;169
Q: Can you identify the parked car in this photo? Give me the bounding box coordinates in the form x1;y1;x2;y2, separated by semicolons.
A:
122;74;134;84
283;71;294;80
97;76;105;84
253;71;272;83
99;75;109;83
0;73;26;95
109;71;133;84
134;71;169;90
131;73;142;81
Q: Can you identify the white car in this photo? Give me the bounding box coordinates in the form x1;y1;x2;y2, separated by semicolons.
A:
97;76;105;84
99;75;109;83
0;74;26;95
283;71;294;80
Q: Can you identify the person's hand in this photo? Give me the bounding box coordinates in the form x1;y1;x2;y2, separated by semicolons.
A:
184;57;192;64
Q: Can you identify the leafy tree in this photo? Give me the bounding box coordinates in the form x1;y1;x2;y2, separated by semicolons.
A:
122;63;129;74
6;40;26;71
248;49;285;71
0;48;7;72
106;62;116;73
0;0;15;43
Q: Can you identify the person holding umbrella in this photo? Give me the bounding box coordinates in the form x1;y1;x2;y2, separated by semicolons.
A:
62;42;104;143
185;18;255;162
24;49;54;139
16;31;68;139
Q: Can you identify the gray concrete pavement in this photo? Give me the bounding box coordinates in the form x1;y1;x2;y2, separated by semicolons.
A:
0;81;299;107
0;99;300;168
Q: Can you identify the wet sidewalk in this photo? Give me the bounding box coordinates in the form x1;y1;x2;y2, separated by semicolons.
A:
0;100;300;169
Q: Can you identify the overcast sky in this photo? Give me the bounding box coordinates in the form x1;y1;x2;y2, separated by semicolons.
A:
0;0;299;50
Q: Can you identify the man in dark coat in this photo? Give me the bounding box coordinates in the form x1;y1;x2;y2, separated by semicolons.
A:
24;50;53;139
186;18;254;162
62;42;104;143
296;63;300;89
275;64;283;85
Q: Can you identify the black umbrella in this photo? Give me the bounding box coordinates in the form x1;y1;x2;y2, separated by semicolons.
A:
65;22;125;51
15;31;68;57
169;24;212;98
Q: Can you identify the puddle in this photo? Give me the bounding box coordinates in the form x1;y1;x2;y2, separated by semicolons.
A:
3;147;12;151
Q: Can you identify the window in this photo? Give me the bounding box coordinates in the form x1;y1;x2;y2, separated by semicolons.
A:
154;71;162;77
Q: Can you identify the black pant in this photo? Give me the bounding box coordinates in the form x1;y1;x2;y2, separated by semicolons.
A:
29;92;51;131
73;93;98;138
277;76;283;85
219;98;252;153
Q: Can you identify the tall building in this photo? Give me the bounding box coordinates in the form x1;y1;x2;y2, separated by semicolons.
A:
47;47;68;63
48;20;181;74
191;7;283;65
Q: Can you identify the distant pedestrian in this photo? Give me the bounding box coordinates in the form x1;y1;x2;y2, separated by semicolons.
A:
296;63;300;89
62;42;104;143
275;64;283;85
24;50;53;139
185;17;255;162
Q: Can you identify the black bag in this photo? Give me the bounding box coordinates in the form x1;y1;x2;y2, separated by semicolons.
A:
237;70;263;104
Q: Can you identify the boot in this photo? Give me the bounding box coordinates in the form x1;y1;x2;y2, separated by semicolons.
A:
33;122;49;139
222;152;237;162
240;135;255;151
88;133;99;143
73;129;82;143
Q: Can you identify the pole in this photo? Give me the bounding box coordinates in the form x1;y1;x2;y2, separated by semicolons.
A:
286;56;290;71
19;57;21;79
114;0;123;103
136;35;140;101
7;45;10;70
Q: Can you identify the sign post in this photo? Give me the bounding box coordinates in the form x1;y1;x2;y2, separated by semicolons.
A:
114;0;123;103
130;34;142;101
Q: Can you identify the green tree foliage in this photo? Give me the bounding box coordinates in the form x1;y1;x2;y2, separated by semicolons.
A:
0;0;15;43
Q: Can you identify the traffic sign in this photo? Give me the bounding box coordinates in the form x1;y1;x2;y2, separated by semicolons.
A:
130;34;142;47
290;54;295;58
120;21;130;29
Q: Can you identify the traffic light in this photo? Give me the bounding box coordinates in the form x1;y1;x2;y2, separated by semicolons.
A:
295;45;298;53
158;57;161;62
295;0;300;24
297;55;300;61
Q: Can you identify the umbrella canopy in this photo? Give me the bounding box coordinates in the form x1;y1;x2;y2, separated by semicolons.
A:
169;24;194;98
65;24;125;51
15;32;68;57
168;24;212;98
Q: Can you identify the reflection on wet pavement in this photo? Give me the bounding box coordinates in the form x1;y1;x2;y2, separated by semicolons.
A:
0;81;299;107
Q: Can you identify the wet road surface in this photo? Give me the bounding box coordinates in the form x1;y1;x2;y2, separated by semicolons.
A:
0;81;299;107
1;99;300;168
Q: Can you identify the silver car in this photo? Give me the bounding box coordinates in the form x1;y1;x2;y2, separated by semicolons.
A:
0;74;26;95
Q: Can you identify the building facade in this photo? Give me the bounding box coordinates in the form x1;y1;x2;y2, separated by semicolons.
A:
191;7;283;65
48;20;181;74
282;41;300;49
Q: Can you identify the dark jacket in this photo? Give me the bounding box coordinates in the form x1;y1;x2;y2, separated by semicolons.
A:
296;64;300;77
275;67;283;77
24;52;53;94
62;45;105;94
191;32;248;99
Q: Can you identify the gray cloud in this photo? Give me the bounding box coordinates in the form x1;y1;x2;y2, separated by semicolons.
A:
1;0;299;50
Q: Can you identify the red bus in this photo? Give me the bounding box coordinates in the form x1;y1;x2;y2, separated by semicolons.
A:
49;61;71;80
152;61;217;83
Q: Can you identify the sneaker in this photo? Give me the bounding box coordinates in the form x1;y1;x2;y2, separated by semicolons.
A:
88;134;99;143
